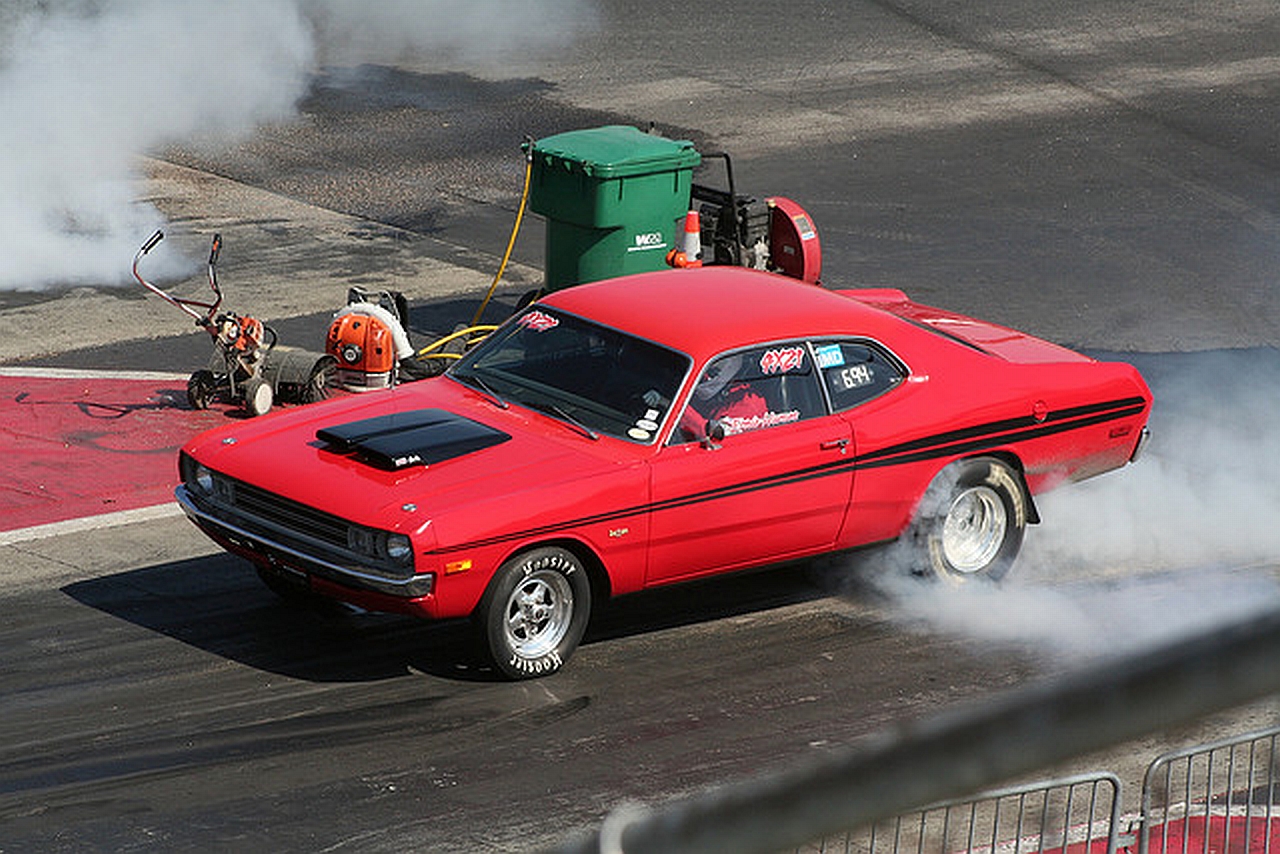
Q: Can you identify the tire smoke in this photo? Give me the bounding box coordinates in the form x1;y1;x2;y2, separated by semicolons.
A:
0;0;595;291
839;349;1280;664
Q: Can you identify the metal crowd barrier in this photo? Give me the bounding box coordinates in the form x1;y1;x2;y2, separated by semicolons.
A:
797;773;1122;854
1137;727;1280;854
550;610;1280;854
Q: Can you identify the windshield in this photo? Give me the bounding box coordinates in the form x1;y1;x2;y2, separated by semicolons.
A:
450;307;691;444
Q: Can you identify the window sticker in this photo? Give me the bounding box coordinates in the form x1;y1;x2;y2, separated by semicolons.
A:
630;409;661;441
837;363;875;389
815;344;845;369
721;410;801;434
759;346;806;375
517;310;559;332
794;214;816;241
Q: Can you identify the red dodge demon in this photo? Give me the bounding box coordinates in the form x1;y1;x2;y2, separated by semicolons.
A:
177;268;1151;678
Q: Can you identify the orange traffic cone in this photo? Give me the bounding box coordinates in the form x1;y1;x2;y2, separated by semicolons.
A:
666;210;703;268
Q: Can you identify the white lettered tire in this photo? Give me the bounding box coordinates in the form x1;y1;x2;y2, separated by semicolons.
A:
478;547;591;679
909;457;1028;582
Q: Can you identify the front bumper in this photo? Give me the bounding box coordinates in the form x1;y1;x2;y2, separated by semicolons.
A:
175;485;434;599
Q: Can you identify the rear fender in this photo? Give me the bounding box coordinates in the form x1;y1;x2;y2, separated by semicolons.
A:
988;451;1040;525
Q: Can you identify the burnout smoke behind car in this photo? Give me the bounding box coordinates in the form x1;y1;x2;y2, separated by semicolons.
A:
856;349;1280;663
0;0;596;291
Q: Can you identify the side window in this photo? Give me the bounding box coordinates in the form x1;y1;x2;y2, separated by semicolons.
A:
814;341;905;411
673;343;825;443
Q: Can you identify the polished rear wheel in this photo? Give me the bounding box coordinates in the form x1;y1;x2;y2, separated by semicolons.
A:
941;484;1008;574
911;457;1028;582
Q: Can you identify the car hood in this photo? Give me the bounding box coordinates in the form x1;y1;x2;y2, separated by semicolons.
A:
182;378;632;530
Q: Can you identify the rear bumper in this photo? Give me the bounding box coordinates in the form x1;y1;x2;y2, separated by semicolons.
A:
1130;426;1152;463
175;485;435;600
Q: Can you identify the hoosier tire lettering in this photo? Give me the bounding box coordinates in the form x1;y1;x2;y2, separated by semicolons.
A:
477;547;591;680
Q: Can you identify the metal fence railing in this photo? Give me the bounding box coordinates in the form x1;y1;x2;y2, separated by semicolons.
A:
796;773;1122;854
1138;727;1280;854
551;611;1280;854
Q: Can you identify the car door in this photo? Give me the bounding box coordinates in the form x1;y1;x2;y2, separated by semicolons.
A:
645;342;854;584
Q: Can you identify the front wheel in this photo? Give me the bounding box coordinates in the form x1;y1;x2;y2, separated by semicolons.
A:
909;457;1028;582
477;547;591;679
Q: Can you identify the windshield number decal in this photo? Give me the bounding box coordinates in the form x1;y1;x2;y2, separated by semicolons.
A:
760;346;806;375
518;310;559;332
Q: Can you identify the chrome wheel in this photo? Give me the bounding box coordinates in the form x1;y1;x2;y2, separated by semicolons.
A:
503;569;574;659
907;457;1028;583
942;485;1008;574
479;546;592;678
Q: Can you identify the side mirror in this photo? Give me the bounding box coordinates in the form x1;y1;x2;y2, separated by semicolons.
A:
701;419;726;449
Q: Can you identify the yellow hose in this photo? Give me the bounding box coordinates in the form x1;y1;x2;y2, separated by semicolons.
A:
470;147;533;328
414;140;535;361
417;325;498;357
414;145;533;361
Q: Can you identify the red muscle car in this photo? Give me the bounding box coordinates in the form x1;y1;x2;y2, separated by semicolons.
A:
176;268;1151;678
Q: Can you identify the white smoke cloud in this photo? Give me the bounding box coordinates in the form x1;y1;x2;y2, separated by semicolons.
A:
1027;354;1280;573
0;0;597;291
0;0;314;289
843;350;1280;665
875;562;1280;664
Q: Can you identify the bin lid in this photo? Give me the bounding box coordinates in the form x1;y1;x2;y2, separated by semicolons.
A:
531;125;700;178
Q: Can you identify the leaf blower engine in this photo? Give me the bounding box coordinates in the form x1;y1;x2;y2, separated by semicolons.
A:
326;288;420;391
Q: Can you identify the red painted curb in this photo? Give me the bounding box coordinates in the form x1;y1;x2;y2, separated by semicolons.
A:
0;374;231;532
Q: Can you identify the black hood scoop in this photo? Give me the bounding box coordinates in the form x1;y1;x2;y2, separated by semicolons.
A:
317;408;511;470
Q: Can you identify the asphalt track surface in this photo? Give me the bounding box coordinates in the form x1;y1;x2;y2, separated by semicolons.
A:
5;2;1280;851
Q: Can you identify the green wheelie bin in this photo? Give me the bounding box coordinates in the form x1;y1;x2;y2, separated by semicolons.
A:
527;125;701;291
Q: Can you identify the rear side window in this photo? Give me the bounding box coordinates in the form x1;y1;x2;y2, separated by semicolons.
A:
813;341;905;411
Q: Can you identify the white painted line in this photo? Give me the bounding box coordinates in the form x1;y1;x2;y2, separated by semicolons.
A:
0;366;188;381
0;503;185;545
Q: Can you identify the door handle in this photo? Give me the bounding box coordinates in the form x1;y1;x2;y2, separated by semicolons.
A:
820;438;850;451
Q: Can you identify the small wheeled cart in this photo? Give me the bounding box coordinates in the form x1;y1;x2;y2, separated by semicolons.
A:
132;230;335;416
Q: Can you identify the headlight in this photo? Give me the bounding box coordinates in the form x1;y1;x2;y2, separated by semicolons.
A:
384;534;413;564
180;453;216;496
347;526;415;567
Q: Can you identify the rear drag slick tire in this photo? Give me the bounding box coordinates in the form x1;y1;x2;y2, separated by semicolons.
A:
911;457;1028;583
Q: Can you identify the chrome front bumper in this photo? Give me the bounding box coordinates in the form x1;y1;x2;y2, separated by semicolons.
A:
175;485;433;599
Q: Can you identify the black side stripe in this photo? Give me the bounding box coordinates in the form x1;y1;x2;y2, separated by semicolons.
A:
424;396;1146;555
858;397;1147;469
426;457;862;554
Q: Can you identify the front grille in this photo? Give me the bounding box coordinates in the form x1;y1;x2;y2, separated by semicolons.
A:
182;461;414;583
230;480;350;550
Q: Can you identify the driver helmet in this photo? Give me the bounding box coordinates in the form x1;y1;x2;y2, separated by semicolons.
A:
695;353;744;401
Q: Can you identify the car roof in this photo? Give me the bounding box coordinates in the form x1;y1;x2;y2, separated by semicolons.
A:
540;267;908;362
